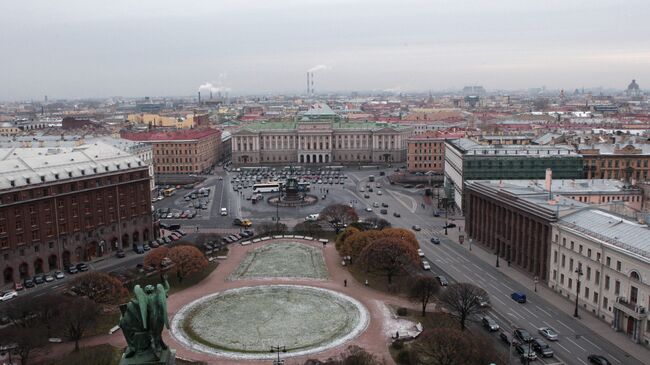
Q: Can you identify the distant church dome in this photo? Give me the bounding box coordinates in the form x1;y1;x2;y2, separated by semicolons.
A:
627;79;640;91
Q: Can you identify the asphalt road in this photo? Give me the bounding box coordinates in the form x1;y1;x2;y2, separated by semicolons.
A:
359;173;644;365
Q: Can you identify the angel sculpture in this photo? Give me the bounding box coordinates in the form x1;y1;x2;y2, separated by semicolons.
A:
119;275;170;359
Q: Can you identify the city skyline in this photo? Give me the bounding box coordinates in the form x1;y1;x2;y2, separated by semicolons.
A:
1;0;649;100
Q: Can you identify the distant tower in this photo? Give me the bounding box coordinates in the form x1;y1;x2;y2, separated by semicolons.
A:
306;72;310;95
627;79;640;97
198;91;201;104
44;95;48;102
310;72;314;95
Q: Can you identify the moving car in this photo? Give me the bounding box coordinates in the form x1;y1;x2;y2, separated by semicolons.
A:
538;327;559;341
532;338;554;358
443;222;456;228
587;355;612;365
417;249;424;257
365;207;373;212
421;261;431;270
430;236;440;244
511;291;527;303
412;225;421;231
514;328;533;343
0;290;18;302
436;275;448;286
220;208;228;216
482;316;500;331
516;344;537;361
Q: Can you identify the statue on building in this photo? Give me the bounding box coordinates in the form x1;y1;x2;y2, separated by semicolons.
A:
119;275;175;364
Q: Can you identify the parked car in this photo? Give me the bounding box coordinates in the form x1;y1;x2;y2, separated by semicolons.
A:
511;291;527;303
150;241;160;248
430;236;440;244
14;282;24;291
116;249;126;258
417;249;424;257
380;209;388;215
532;338;554;358
482;316;500;331
436;275;449;286
514;328;533;343
364;194;370;198
538;327;559;341
421;261;431;270
54;271;65;280
587;355;612;365
412;225;421;231
23;278;35;288
33;275;45;285
66;265;79;274
443;222;456;228
143;244;151;251
393;212;401;217
44;274;55;282
76;262;89;272
0;290;18;302
365;207;372;212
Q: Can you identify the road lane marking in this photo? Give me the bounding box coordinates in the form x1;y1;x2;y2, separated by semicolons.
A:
566;337;587;352
485;273;498;281
501;283;514;291
556;320;576;333
583;337;598;349
577;358;588;365
534;304;552;317
492;296;505;305
608;354;621;363
522;307;539;318
556;342;572;354
529;321;537;329
471;263;484;272
507;310;526;320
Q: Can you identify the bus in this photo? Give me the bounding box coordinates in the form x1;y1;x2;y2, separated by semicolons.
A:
298;182;311;192
253;183;281;193
163;188;176;197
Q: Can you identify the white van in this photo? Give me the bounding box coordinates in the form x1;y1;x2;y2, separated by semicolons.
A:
305;213;320;221
220;208;228;216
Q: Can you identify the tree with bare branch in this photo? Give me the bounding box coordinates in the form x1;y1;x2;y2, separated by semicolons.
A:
357;237;419;284
0;326;48;365
439;283;488;331
58;296;101;351
319;204;359;233
409;276;440;317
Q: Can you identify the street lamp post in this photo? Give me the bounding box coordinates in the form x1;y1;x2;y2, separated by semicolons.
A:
495;247;500;268
469;238;472;251
534;276;538;292
270;345;287;365
574;264;583;318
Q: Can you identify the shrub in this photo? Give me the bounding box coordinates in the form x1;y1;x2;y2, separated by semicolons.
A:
396;349;411;364
397;307;408;316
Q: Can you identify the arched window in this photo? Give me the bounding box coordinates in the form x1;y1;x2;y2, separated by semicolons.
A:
630;270;641;281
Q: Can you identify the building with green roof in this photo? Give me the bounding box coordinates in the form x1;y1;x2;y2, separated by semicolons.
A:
232;103;413;165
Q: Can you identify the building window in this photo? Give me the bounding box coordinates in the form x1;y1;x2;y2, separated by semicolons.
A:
553;270;557;280
603;297;608;309
569;258;573;271
595;270;600;285
593;292;598;304
561;254;566;267
614;280;620;295
586;266;591;281
606;256;611;267
568;278;573;289
605;275;610;290
584;287;589;298
553;251;558;263
587;248;592;258
616;261;621;271
560;274;564;285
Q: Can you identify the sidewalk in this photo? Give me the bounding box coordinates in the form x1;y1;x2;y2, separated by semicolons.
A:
443;220;650;364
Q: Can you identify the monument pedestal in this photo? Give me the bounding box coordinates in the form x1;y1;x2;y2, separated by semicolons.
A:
119;349;176;365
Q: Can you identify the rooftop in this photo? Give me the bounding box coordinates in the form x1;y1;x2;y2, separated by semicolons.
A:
303;103;338;117
477;179;639;195
122;128;220;142
239;120;412;132
578;142;650;155
0;143;146;191
449;138;578;157
559;209;650;261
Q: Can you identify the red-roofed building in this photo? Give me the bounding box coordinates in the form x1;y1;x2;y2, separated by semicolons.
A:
121;128;222;175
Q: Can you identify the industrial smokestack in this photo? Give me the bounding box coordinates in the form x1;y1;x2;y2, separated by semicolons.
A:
310;72;314;95
306;72;310;95
198;91;201;104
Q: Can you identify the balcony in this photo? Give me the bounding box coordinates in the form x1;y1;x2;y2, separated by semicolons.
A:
614;297;647;319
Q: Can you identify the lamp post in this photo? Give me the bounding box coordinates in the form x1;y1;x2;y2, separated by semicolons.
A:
469;238;472;251
534;276;538;292
574;264;583;318
270;345;287;365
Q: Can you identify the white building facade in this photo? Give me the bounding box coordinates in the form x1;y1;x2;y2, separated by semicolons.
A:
549;209;650;347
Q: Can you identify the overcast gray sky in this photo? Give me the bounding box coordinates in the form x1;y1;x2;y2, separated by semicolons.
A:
1;0;648;100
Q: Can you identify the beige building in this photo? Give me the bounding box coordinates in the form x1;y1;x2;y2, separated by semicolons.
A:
550;209;650;347
232;104;413;165
127;113;208;129
407;133;445;173
121;129;222;175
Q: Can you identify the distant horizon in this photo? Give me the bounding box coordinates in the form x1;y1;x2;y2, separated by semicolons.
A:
2;1;649;101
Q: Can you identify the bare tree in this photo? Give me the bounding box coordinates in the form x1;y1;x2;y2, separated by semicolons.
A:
0;326;48;365
293;221;324;236
411;327;505;365
439;283;488;331
409;276;440;317
58;296;101;351
358;237;419;284
319;204;359;233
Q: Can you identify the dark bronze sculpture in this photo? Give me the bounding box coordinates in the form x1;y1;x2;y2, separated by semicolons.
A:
119;275;175;364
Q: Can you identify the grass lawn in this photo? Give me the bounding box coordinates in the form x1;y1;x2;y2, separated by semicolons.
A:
36;344;122;365
346;263;412;296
